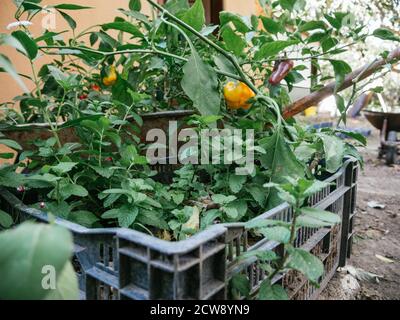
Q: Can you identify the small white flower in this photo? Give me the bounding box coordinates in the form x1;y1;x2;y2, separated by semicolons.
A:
6;21;33;30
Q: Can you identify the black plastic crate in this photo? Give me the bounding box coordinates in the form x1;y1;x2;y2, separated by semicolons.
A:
0;159;358;300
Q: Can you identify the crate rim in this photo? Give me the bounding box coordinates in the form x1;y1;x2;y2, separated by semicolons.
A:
0;158;356;256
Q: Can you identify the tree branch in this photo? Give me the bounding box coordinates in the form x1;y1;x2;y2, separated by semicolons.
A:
282;47;400;119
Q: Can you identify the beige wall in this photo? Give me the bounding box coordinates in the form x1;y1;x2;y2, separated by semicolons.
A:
224;0;256;16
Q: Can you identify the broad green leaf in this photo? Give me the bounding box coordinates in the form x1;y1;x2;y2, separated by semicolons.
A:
0;153;15;159
212;194;236;205
60;183;88;199
321;37;339;53
214;53;238;77
335;94;346;122
68;211;99;228
335;129;367;146
224;200;247;221
102;22;143;38
298;21;326;33
101;208;120;219
44;261;78;300
59;11;77;30
164;0;189;14
51;162;77;174
129;0;141;11
182;206;200;231
231;274;250;298
222;26;246;57
260;17;282;34
300;207;341;224
373;28;400;42
239;250;278;262
260;226;291;244
324;14;342;29
90;166;114;179
229;174;247;194
297;215;335;228
118;206;139;228
43;201;71;220
287;248;324;283
255;40;299;60
11;31;38;60
102;205;138;228
330;60;352;91
172;193;184;205
0;139;22;150
302;180;330;198
181;51;220;116
181;0;205;32
259;279;289;300
245;218;289;230
318;133;345;173
245;185;266;207
0;222;73;300
260;127;305;208
219;12;251;34
53;4;92;10
201;209;221;230
279;0;298;11
0;209;13;228
295;142;316;163
0;168;26;188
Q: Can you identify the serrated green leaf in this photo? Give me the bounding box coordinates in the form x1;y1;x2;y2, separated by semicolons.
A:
260;226;291;244
181;0;205;32
373;28;400;42
12;30;38;60
330;60;352;91
300;207;341;224
0;209;13;228
222;26;246;57
318;133;345;173
0;222;73;299
287;248;324;283
181;51;220;116
229;174;247;194
259;279;289;300
0;139;22;151
102;21;143;38
231;274;250;298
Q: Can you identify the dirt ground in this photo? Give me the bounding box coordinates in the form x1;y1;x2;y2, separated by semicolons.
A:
319;117;400;300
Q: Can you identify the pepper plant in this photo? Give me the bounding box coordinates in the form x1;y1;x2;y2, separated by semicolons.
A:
0;0;398;300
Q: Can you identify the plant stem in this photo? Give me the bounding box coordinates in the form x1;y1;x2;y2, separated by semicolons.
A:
267;204;300;281
30;59;62;148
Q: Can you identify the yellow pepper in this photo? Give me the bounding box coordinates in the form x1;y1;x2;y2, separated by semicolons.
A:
223;81;256;110
102;65;117;86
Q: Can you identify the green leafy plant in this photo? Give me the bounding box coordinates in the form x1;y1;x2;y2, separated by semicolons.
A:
240;177;342;300
0;222;78;300
0;0;398;300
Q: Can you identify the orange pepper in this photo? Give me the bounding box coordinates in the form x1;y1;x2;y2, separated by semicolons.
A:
223;81;256;110
102;66;117;86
